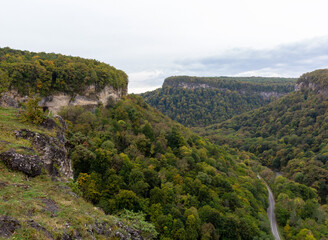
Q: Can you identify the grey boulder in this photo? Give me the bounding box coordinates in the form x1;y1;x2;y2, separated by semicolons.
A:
0;149;42;177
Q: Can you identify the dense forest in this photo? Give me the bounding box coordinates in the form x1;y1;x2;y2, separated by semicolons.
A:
163;76;296;93
141;72;328;239
0;47;128;96
260;168;328;240
58;95;275;240
186;70;328;239
200;88;328;203
141;76;296;127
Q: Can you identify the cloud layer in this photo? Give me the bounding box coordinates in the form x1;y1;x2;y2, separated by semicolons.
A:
2;1;328;93
129;37;328;93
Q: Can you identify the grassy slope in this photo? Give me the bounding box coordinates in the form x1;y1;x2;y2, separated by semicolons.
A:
0;161;119;240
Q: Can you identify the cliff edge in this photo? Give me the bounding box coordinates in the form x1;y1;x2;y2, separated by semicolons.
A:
0;47;128;113
295;69;328;94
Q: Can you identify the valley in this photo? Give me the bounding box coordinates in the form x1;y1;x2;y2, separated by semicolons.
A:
0;47;327;240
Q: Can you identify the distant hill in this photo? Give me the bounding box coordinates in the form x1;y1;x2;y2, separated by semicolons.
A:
141;76;296;127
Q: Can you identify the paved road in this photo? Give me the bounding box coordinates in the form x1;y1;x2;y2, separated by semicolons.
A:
257;175;281;240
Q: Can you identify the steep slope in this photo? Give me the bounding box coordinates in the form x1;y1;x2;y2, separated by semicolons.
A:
200;70;328;204
58;95;274;240
0;107;153;239
141;76;296;127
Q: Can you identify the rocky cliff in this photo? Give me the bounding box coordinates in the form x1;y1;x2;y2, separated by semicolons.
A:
295;69;328;95
171;81;287;100
295;81;328;95
0;84;127;113
0;115;73;179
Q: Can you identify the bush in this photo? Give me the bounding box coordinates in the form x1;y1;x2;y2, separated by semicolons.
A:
20;96;47;124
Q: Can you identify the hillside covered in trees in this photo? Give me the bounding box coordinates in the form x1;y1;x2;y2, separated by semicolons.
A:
0;47;128;96
194;71;328;229
57;95;277;240
141;76;296;127
199;70;328;204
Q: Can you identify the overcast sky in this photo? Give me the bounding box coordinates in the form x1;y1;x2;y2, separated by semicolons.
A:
1;0;328;93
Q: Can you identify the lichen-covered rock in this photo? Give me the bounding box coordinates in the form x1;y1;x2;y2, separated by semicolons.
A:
116;221;143;240
15;129;73;179
0;149;42;177
93;221;112;236
0;89;26;108
0;216;21;238
27;220;54;239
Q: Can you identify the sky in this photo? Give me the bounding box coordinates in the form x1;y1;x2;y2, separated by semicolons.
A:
1;0;328;93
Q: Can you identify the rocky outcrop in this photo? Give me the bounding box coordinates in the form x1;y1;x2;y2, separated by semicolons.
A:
116;221;143;240
295;81;328;95
0;114;73;179
0;215;143;240
259;91;285;100
0;216;21;238
173;81;287;100
177;82;213;90
27;220;54;240
0;84;127;113
14;128;73;179
0;89;27;108
0;150;42;177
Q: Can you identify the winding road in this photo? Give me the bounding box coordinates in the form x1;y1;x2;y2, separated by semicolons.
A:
257;175;281;240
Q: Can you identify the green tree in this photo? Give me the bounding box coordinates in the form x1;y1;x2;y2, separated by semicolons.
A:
20;96;46;124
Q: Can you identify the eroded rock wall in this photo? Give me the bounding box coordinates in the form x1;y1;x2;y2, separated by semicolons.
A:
295;81;328;95
0;84;127;113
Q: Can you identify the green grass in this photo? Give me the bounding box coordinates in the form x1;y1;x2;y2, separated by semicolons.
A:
0;107;56;154
0;161;121;239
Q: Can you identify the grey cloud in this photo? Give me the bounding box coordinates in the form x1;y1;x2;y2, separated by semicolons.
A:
175;37;328;77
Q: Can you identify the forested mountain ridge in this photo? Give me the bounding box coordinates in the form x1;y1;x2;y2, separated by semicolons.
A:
163;76;296;95
295;69;328;94
198;70;328;205
0;47;128;96
0;47;128;113
141;76;296;127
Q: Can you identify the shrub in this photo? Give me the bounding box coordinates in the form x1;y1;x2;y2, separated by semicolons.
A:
20;96;47;124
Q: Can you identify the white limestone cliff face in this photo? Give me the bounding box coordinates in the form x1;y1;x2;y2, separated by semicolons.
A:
174;81;287;100
295;81;328;95
177;82;213;89
259;91;285;100
0;84;127;113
